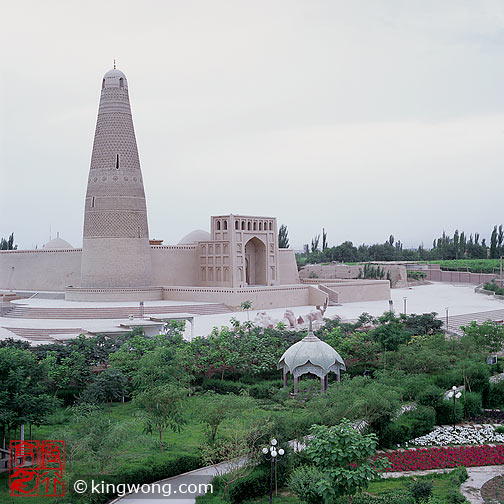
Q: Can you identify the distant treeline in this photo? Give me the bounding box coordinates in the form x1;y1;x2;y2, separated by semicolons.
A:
295;225;504;266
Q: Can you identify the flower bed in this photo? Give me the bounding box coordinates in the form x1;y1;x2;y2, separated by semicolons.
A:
377;444;504;472
410;425;504;447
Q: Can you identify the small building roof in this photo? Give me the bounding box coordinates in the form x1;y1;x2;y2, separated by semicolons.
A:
102;68;128;89
278;327;346;378
178;229;211;245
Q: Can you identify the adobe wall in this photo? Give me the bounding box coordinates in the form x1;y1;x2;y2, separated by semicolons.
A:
0;249;81;291
409;268;497;285
150;245;199;286
299;263;407;288
162;284;327;309
301;279;390;303
278;249;300;285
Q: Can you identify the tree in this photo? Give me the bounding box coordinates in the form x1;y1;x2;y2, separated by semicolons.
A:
311;234;320;253
201;419;266;500
278;224;289;248
134;384;187;453
491;226;498;259
0;348;58;444
461;320;504;354
240;300;253;321
78;369;128;423
322;228;328;250
0;233;17;250
304;421;389;503
196;392;255;443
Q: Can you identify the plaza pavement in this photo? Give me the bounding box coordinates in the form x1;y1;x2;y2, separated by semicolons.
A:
0;282;503;344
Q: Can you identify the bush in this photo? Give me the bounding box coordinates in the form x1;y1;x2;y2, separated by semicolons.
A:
410;479;433;502
449;466;468;484
462;392;482;419
199;378;247;395
226;466;269;504
380;407;436;448
444;487;467;504
417;386;444;409
435;400;463;426
334;493;414;504
486;381;504;407
288;465;329;504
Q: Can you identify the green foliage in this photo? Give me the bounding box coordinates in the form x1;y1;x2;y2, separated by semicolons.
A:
278;224;290;248
434;400;464;425
0;347;59;430
461;320;504;353
462;392;482;419
288;465;331;504
407;271;427;280
486;381;504;407
134;384;188;452
381;406;436;449
484;281;504;295
304;421;389;502
0;232;17;250
195;391;255;443
410;479;433;503
371;312;413;351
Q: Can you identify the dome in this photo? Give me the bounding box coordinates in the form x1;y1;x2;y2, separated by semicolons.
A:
278;330;346;378
43;235;73;249
102;68;128;89
178;230;211;245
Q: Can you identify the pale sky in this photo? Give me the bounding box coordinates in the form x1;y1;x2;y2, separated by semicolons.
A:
1;0;503;250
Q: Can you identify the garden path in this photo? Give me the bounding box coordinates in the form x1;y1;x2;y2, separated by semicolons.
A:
460;465;504;504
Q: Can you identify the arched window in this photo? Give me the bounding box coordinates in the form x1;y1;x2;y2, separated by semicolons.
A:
248;222;251;231
223;220;228;230
115;154;119;169
259;222;263;231
241;221;245;230
102;79;105;89
235;221;239;230
269;222;273;231
119;78;124;89
253;222;257;231
216;220;221;231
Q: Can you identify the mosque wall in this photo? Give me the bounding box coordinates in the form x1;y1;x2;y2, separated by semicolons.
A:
150;245;200;286
278;249;300;284
0;249;81;291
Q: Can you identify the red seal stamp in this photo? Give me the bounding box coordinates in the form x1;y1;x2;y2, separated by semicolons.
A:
9;440;65;497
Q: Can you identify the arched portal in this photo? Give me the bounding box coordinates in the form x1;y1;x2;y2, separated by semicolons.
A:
244;237;267;285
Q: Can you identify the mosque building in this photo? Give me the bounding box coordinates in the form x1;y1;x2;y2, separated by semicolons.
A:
0;67;389;309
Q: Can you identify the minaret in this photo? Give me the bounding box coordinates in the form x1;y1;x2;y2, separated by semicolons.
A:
80;68;153;288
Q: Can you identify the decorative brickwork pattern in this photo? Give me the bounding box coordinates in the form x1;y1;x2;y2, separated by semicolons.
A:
81;69;153;288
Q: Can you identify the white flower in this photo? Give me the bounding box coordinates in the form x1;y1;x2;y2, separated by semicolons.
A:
409;425;504;447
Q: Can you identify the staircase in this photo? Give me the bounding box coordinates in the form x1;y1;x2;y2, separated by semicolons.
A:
4;303;232;320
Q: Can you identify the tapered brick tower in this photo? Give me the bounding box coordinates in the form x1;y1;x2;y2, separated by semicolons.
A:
80;68;153;288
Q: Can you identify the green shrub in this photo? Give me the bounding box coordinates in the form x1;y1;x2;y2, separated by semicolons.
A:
380;407;436;448
486;381;504;407
410;479;433;502
462;392;482;419
417;386;444;408
435;400;463;425
199;378;247;395
495;425;504;434
335;493;414;504
450;466;468;484
444;487;467;504
288;465;329;504
226;466;269;504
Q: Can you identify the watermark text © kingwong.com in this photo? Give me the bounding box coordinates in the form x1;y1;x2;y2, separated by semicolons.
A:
73;479;213;499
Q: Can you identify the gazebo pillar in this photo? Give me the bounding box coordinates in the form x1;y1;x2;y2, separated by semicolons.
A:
336;370;341;383
293;375;298;394
320;376;325;393
282;370;288;387
324;375;328;390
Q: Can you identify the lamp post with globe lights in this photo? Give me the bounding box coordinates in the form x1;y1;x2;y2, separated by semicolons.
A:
447;386;462;430
261;438;284;504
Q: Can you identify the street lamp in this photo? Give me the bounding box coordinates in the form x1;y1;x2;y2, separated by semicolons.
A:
403;297;407;315
447;386;462;430
262;438;285;504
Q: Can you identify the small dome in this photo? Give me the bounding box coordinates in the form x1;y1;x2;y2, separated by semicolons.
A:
102;68;128;89
43;235;73;249
178;230;211;245
278;331;346;378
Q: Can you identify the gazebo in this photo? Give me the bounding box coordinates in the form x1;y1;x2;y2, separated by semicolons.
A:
277;321;346;393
